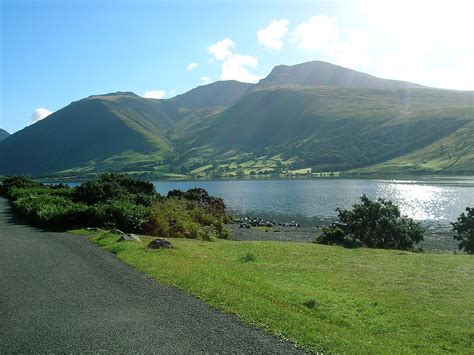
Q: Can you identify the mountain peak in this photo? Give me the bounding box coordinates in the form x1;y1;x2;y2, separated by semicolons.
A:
258;60;422;90
0;128;10;142
85;91;139;100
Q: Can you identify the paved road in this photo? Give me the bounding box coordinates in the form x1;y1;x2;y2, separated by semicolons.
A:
0;198;301;353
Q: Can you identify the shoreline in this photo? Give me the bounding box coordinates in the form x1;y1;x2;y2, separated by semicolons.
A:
228;224;461;253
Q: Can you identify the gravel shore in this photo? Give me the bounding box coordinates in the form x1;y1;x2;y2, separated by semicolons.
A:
228;223;460;253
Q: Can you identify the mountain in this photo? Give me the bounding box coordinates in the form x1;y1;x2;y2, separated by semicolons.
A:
169;80;253;109
191;85;473;173
257;61;422;89
0;83;249;176
0;61;473;177
0;129;9;142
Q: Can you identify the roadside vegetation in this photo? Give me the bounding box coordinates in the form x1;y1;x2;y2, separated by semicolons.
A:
74;229;474;353
0;174;229;239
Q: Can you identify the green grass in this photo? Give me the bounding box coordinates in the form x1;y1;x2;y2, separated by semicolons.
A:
77;229;474;353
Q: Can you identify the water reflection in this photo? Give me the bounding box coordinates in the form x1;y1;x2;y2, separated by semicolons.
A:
153;177;474;225
376;183;453;220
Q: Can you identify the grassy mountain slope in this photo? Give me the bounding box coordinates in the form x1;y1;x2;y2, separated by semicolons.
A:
189;86;474;173
353;120;474;174
0;92;174;175
0;129;9;142
169;80;253;109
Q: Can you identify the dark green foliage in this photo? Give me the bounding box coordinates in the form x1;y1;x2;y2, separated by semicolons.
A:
2;174;229;238
240;253;257;262
451;207;474;254
0;176;41;196
10;187;89;229
317;195;424;250
90;201;149;232
317;225;359;248
303;299;318;309
73;172;157;205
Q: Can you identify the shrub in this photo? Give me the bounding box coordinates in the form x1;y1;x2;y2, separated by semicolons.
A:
147;198;229;240
91;200;149;232
317;195;424;250
167;187;227;217
73;173;157;205
0;176;40;196
451;207;474;254
12;190;89;229
317;224;359;248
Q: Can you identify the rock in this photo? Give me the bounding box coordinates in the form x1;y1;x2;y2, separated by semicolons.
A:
147;238;174;249
110;228;126;236
85;227;99;231
118;233;142;242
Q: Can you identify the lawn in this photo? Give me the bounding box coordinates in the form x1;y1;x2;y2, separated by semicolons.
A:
77;230;474;353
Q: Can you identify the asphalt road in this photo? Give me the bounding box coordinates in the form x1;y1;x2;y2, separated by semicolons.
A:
0;198;301;353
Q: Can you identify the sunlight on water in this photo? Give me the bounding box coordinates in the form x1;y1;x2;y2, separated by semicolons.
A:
153;177;474;226
376;183;452;220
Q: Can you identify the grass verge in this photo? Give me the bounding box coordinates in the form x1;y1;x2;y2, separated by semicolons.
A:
73;229;474;353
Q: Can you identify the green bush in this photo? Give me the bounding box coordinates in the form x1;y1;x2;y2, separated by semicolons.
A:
167;187;227;217
0;176;41;196
317;195;424;250
91;200;149;232
451;207;474;254
12;190;89;229
3;174;230;238
147;198;229;240
73;172;158;205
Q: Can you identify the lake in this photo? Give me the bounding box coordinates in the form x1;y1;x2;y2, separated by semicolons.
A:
153;176;474;228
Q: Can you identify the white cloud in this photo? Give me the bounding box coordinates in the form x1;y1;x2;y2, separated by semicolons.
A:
201;76;211;84
187;62;198;70
29;107;52;125
220;54;260;83
257;19;289;50
208;38;260;83
208;38;234;61
291;15;339;50
290;15;371;72
143;90;166;99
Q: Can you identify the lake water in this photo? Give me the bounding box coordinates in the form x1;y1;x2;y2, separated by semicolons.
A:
153;177;474;228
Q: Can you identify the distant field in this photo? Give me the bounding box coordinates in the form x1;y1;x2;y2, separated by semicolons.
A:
75;230;474;353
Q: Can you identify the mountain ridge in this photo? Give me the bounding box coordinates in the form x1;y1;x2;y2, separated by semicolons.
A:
1;60;473;177
0;129;9;142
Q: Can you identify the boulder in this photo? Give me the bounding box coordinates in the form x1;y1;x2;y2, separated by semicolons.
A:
118;233;142;243
147;238;174;249
110;228;126;236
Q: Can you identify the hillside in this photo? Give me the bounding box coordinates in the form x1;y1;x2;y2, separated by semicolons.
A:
169;80;253;109
0;129;9;142
0;60;473;177
185;86;474;173
0;93;175;175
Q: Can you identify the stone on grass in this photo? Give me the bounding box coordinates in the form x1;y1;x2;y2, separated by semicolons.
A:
147;238;174;249
118;233;142;243
110;228;126;236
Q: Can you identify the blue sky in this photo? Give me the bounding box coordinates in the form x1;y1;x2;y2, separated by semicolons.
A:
1;0;473;133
